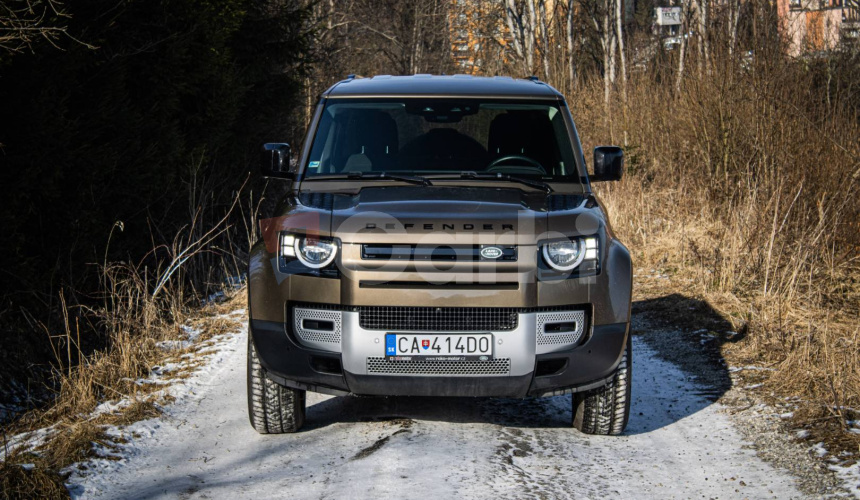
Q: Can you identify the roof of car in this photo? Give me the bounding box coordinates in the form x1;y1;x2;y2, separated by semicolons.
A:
323;74;563;99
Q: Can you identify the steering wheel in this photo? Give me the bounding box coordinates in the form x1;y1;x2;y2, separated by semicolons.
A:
486;155;545;173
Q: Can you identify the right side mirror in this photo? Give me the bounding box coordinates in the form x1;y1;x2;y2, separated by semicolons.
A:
592;146;624;182
260;143;294;179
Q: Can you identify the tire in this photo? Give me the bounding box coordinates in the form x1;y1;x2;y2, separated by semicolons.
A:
247;333;306;433
572;334;632;435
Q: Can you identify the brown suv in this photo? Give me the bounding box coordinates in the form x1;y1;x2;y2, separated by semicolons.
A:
248;75;632;435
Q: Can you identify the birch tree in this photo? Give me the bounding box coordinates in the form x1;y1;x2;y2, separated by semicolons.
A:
675;0;690;93
614;0;627;104
728;0;740;56
536;0;552;79
602;0;617;109
692;0;710;75
614;0;628;145
504;0;536;75
565;0;576;91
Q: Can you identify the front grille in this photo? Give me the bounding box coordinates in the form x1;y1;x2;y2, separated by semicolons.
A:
358;306;518;331
361;244;517;262
366;357;511;375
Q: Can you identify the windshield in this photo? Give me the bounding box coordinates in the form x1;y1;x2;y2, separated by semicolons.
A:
302;98;581;182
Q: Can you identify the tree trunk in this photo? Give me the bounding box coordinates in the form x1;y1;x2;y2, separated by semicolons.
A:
614;0;628;145
410;2;420;74
524;0;538;74
504;0;529;75
729;0;740;56
566;0;576;93
602;0;616;139
675;8;687;93
615;0;627;99
692;0;709;75
537;0;552;80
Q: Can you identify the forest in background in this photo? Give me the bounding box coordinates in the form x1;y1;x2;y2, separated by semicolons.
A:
0;0;316;410
1;0;859;495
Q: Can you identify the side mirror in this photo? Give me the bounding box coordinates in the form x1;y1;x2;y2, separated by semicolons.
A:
260;143;294;179
592;146;624;182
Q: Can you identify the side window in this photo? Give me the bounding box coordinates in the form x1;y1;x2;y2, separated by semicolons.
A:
305;109;335;174
550;110;575;176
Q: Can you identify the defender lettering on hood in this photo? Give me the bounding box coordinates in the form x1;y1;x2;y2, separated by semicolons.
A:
364;222;515;231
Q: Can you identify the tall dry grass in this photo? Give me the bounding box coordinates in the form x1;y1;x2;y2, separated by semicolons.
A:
569;37;860;446
1;174;268;498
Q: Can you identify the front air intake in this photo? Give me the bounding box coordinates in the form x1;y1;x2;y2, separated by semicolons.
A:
535;310;587;353
292;307;342;351
358;306;519;332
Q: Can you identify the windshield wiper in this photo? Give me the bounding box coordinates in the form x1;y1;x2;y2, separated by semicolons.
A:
307;172;432;186
305;172;433;186
447;171;553;193
347;172;432;186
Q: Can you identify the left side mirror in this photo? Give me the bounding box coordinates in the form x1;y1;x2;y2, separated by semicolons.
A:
592;146;624;182
260;143;294;179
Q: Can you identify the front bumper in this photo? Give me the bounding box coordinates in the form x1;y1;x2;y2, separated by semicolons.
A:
250;312;628;398
247;232;633;398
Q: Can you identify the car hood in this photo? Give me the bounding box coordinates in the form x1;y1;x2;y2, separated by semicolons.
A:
260;186;603;251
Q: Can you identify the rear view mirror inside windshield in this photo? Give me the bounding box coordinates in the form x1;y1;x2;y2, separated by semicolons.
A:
405;100;480;123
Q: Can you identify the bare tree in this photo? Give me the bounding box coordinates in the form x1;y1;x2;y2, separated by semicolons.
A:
614;0;628;144
304;0;452;86
535;0;551;79
0;0;93;56
614;0;627;101
728;0;740;56
602;0;616;110
675;0;691;93
692;0;710;75
565;0;576;91
504;0;536;75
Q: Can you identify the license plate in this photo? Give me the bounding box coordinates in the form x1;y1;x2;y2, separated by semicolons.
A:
385;333;494;361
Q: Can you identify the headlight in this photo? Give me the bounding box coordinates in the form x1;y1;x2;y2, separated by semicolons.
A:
541;237;599;272
281;233;338;269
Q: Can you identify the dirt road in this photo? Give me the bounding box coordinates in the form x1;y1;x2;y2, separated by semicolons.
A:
63;308;818;499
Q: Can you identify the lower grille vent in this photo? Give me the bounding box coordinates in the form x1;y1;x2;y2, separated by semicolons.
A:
366;357;511;376
358;306;518;332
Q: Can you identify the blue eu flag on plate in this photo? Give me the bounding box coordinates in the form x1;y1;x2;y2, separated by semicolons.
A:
386;335;396;355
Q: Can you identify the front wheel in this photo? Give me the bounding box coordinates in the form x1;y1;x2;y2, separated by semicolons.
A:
572;334;632;435
247;333;306;433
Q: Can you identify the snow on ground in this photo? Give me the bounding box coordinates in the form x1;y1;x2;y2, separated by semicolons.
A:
64;320;834;499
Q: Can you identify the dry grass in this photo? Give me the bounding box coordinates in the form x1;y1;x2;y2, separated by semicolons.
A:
0;285;246;499
569;44;860;455
0;460;68;500
0;203;250;498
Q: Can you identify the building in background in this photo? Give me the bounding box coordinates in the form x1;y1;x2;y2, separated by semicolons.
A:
654;6;683;50
777;0;859;53
449;0;515;74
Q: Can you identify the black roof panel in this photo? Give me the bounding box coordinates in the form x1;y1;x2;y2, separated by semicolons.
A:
323;74;562;99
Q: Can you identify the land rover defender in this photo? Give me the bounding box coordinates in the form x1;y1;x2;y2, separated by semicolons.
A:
248;75;632;435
